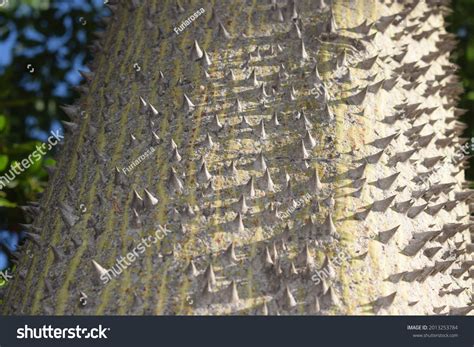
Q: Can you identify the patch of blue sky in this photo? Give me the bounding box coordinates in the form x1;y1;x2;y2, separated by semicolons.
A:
23;26;45;42
0;22;17;68
0;229;20;270
25;115;63;142
0;252;8;271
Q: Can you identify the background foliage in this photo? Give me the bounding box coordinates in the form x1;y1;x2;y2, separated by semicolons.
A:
448;0;474;181
0;0;107;280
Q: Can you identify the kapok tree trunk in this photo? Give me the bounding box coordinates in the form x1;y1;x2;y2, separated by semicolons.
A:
3;0;473;315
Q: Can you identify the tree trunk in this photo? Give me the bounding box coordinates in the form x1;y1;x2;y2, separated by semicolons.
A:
3;0;473;315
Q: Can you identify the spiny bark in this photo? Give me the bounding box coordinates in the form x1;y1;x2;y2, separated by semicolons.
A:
3;0;473;315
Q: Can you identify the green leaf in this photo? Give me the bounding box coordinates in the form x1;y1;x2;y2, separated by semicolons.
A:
0;115;6;132
43;157;56;166
467;91;474;101
25;154;43;173
467;44;474;63
0;197;16;207
0;278;8;288
0;155;8;171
